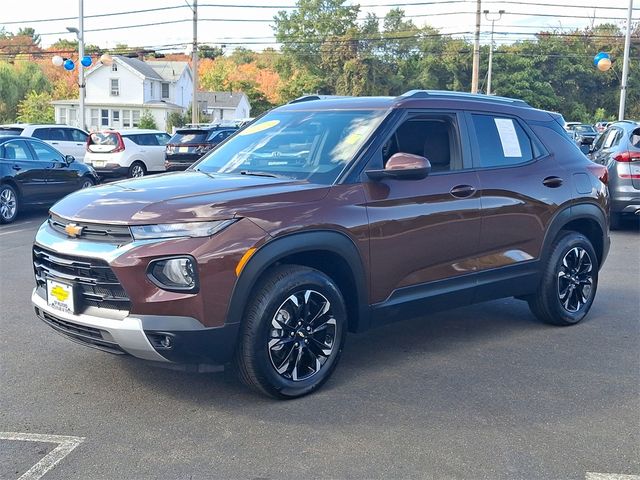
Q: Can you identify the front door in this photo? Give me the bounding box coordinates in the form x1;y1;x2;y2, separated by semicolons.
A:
363;111;482;309
29;141;80;199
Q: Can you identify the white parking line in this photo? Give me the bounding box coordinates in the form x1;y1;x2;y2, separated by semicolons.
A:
586;473;640;480
0;228;28;237
0;432;85;480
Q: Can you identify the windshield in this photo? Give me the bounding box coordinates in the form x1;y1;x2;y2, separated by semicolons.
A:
193;109;387;185
575;125;596;133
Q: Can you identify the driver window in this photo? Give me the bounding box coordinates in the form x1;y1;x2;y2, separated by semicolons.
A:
382;114;463;173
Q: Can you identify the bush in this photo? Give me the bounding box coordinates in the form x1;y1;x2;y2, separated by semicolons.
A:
16;90;54;124
138;109;157;129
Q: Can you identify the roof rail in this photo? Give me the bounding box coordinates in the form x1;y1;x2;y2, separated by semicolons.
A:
398;90;531;107
288;94;351;104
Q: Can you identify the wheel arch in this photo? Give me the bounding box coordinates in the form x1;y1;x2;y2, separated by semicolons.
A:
542;202;609;268
226;230;370;333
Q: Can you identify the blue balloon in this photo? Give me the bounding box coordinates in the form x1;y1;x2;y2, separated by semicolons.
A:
63;59;75;71
80;55;92;67
593;52;609;67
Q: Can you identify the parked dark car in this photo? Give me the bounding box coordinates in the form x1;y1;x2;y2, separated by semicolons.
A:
589;120;640;228
0;136;98;224
571;124;598;146
165;127;237;171
32;91;610;398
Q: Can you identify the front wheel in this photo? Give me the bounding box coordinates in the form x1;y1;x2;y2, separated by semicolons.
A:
528;232;598;326
80;177;95;189
235;265;347;399
0;184;19;224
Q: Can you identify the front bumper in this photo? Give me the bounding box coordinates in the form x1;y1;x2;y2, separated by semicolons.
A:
33;289;240;365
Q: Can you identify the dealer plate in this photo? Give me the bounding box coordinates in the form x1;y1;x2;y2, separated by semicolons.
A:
46;279;75;315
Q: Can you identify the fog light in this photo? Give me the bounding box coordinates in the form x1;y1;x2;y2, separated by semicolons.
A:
148;256;198;292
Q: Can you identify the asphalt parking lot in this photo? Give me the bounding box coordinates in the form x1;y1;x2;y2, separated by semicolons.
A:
1;211;638;480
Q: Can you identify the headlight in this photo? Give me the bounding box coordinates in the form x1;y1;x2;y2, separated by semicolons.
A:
148;256;198;292
130;220;236;240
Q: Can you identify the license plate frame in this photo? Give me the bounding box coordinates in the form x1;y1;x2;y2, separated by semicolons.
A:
46;279;76;315
93;160;106;168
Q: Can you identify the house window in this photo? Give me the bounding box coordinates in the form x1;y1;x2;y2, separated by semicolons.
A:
110;78;119;96
123;110;131;128
90;109;99;129
69;108;77;126
161;82;169;99
111;63;118;72
150;82;154;98
59;108;67;125
101;109;109;126
112;110;120;127
132;110;140;127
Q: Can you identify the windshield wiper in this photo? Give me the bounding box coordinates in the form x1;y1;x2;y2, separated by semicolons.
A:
239;170;287;179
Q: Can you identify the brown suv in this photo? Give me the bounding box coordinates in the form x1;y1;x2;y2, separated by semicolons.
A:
32;91;610;398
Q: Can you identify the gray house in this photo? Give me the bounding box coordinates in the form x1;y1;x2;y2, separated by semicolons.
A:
197;91;251;121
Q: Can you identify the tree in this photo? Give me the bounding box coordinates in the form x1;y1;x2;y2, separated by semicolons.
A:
166;111;186;133
16;91;54;123
138;110;157;129
199;45;224;60
16;28;40;46
0;61;51;123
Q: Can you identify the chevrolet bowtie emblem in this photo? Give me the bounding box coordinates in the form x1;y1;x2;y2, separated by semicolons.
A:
64;223;84;238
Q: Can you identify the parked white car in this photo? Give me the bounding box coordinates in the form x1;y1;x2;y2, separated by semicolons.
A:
84;129;171;178
0;124;89;162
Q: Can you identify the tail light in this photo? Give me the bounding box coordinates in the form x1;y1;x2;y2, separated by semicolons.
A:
111;132;125;153
586;163;608;185
613;151;640;162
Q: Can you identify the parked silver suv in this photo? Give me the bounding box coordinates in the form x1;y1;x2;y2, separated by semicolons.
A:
590;121;640;229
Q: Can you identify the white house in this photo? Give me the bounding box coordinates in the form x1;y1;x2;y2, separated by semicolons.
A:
51;56;193;132
197;91;251;122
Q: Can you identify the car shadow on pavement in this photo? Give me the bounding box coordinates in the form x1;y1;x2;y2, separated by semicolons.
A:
117;297;548;406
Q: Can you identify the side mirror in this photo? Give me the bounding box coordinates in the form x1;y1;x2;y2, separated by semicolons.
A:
366;152;431;181
65;155;75;164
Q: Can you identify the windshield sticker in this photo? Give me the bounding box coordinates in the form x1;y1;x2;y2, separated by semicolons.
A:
494;118;522;157
239;120;280;136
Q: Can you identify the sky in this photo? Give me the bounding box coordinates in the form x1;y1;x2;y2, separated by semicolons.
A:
1;0;637;53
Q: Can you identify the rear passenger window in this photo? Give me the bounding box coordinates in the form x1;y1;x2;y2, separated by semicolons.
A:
2;141;33;160
68;129;88;142
130;134;159;146
471;114;535;168
32;129;50;140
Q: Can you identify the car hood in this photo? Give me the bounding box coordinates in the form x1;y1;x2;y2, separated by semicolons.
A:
50;171;330;225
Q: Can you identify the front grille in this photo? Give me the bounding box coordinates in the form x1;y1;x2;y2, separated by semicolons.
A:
37;308;126;355
49;214;133;243
33;246;131;314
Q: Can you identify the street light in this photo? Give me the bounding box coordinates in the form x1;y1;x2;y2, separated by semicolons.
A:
483;9;505;96
66;1;85;130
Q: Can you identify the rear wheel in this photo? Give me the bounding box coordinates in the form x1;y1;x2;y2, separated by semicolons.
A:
528;231;598;326
235;265;347;399
0;184;19;224
128;161;146;178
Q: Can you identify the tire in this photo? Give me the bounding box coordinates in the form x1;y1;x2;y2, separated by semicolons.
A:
80;177;95;189
234;265;348;399
528;231;599;326
128;161;146;178
0;184;19;224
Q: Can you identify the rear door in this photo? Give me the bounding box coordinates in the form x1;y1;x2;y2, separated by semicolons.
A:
468;112;570;282
65;128;89;162
130;133;164;171
1;139;52;203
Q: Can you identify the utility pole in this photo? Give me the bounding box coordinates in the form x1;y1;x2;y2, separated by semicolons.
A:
484;9;504;96
471;0;482;94
618;0;633;121
78;0;85;130
192;0;199;125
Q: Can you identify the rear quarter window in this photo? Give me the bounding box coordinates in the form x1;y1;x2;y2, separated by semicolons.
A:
471;114;535;168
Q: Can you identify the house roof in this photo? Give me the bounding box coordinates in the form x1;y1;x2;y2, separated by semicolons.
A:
197;91;247;109
148;61;190;82
116;56;164;81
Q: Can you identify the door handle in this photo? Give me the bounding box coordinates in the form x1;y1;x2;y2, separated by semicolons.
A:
12;165;21;171
450;184;476;198
543;176;563;188
51;142;59;145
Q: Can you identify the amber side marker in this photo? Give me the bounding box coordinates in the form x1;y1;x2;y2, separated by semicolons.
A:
236;247;257;276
